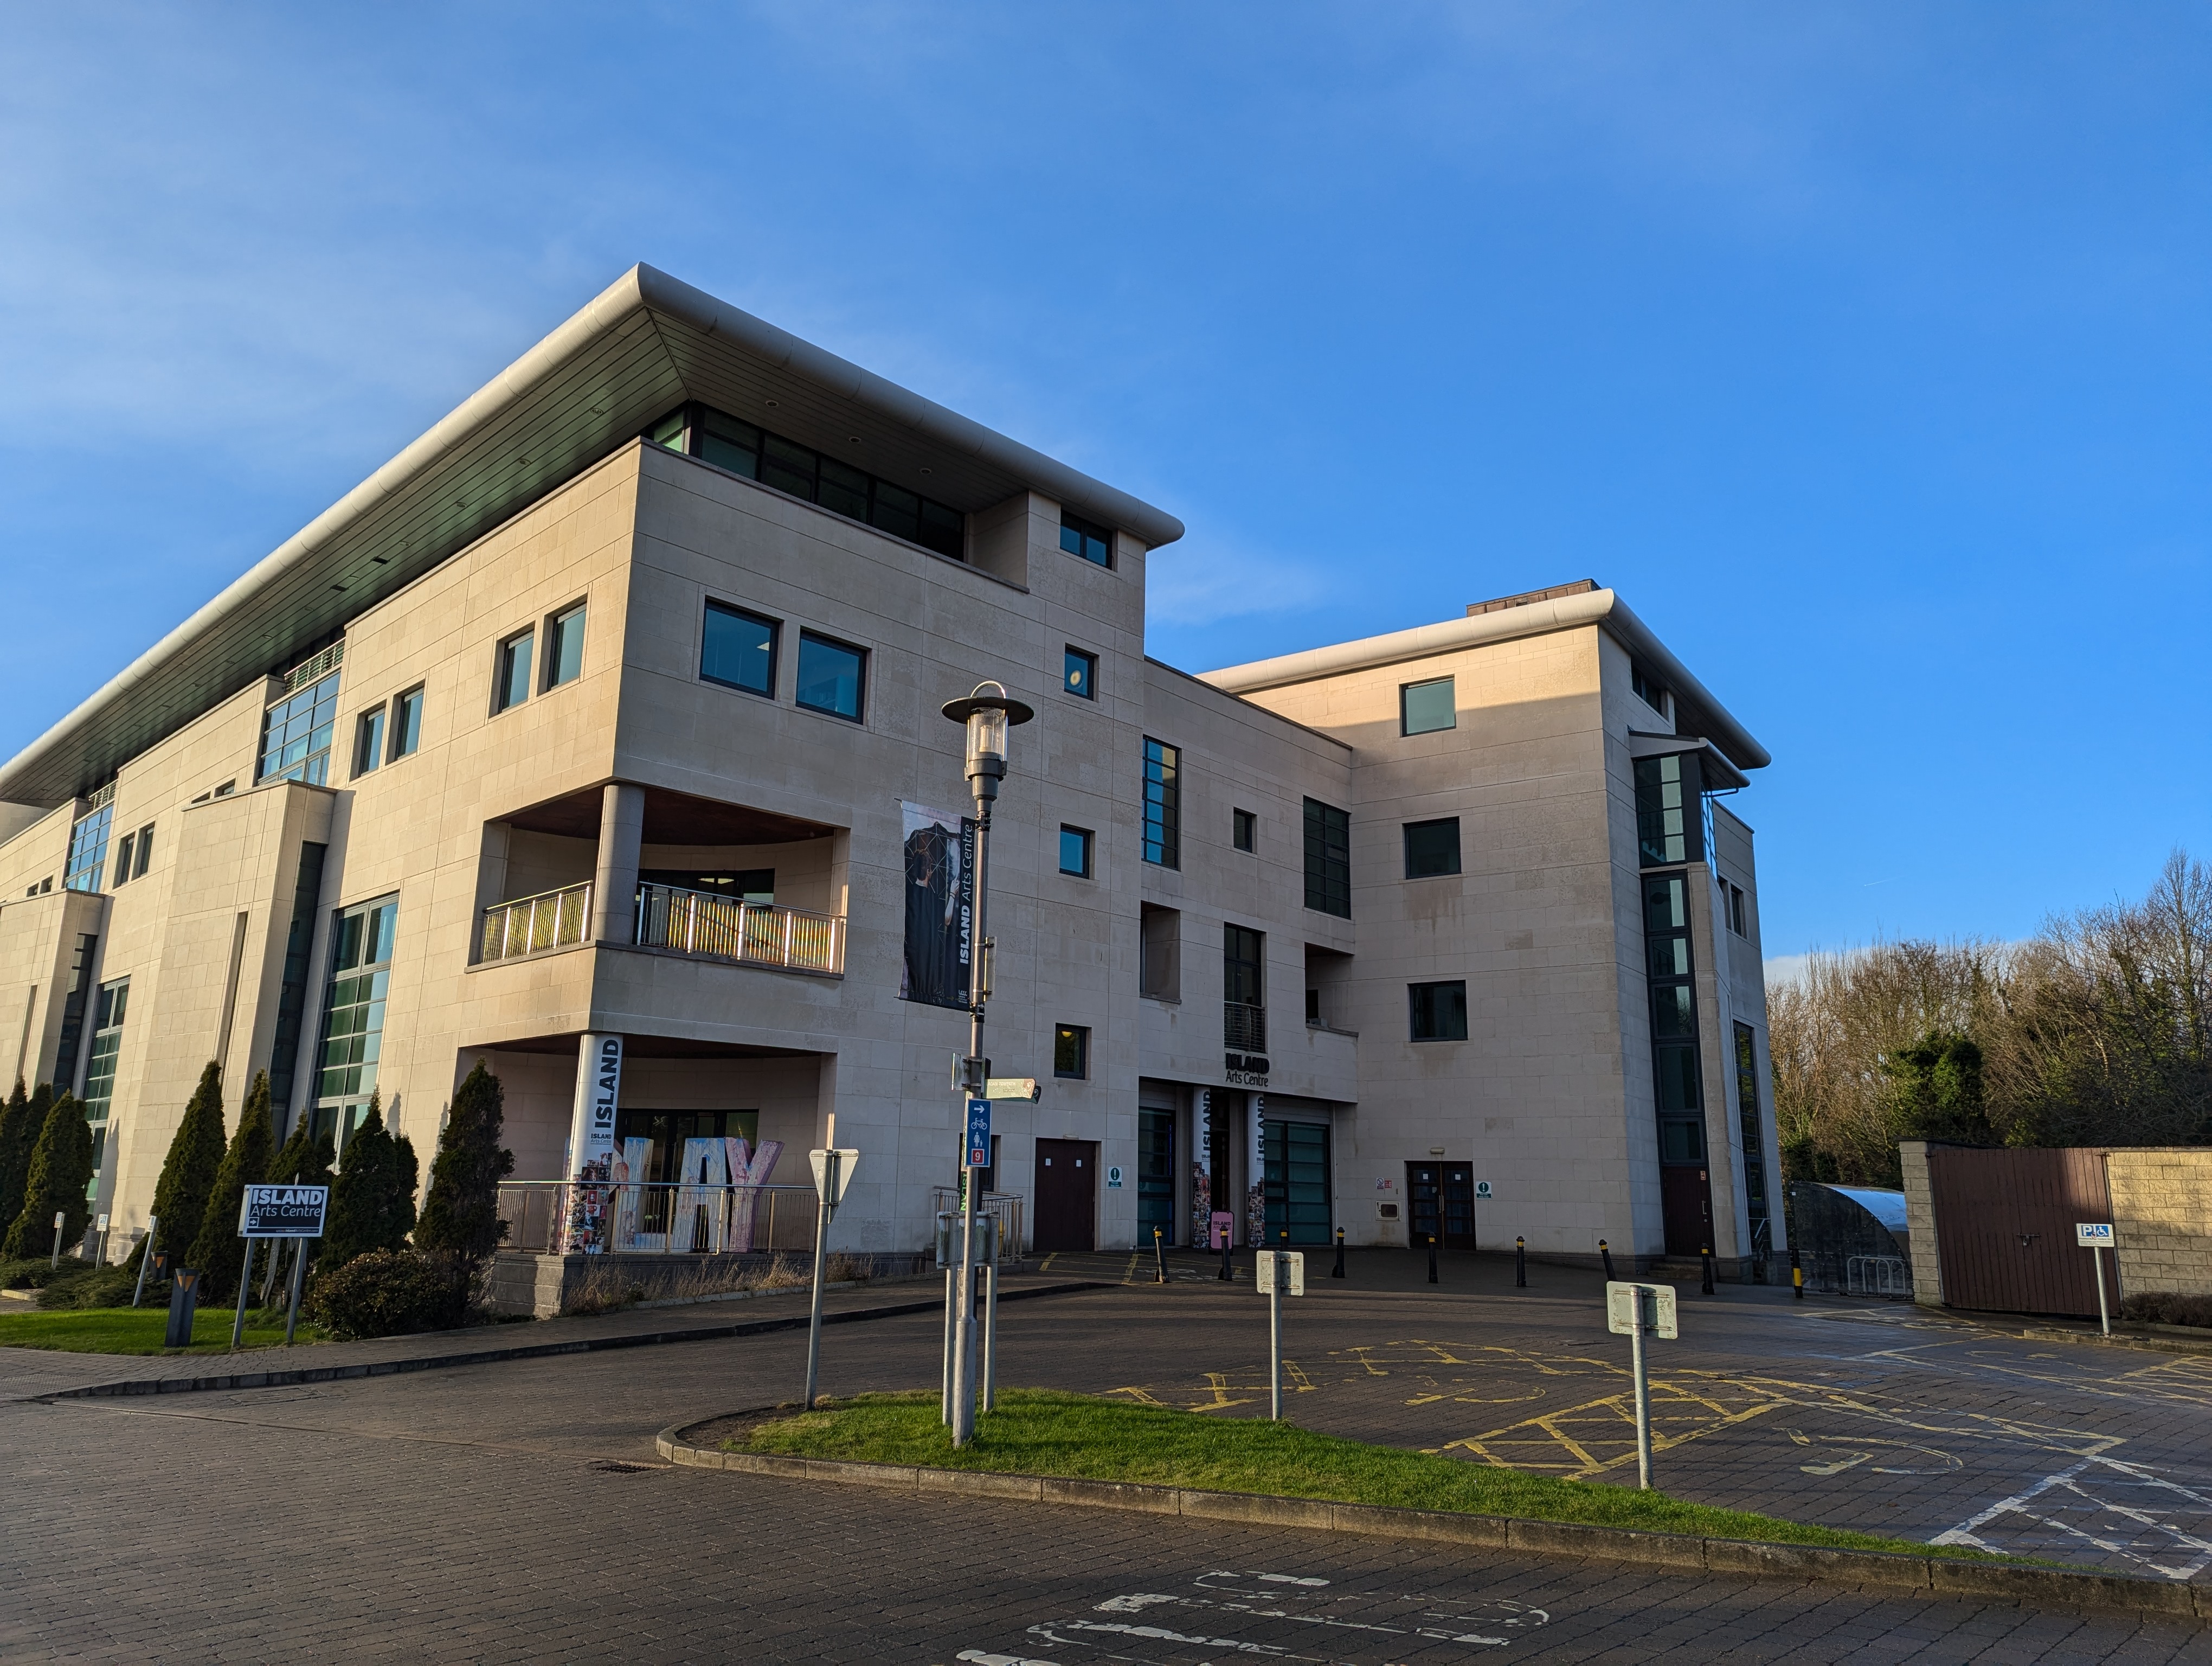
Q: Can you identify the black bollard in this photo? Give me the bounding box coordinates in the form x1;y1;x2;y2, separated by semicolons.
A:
1332;1226;1346;1279
1515;1235;1527;1288
1700;1242;1715;1296
1153;1227;1166;1285
1426;1233;1439;1285
1219;1232;1233;1281
1791;1247;1804;1300
1599;1238;1616;1282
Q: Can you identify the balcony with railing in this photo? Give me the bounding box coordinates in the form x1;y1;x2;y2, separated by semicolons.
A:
1224;1001;1267;1053
634;881;844;976
480;882;593;963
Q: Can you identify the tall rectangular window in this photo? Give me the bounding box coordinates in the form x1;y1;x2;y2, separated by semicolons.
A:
1400;676;1456;736
701;600;779;697
52;934;98;1091
1063;646;1097;699
267;843;328;1121
1725;880;1750;938
64;790;114;893
1232;809;1256;854
1409;980;1469;1042
110;832;136;888
1223;924;1265;1009
81;977;130;1174
353;707;385;777
545;604;587;689
258;669;343;785
1138;1107;1175;1242
1060;511;1113;567
1735;1022;1772;1257
314;893;398;1150
1634;753;1703;867
795;631;866;721
494;630;534;713
1403;817;1461;878
390;687;425;759
131;824;153;881
1142;739;1180;869
1058;825;1094;879
1053;1023;1090;1080
1644;872;1705;1162
1303;798;1351;918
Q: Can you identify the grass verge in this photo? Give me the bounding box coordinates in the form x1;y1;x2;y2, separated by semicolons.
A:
738;1389;2004;1560
0;1306;322;1355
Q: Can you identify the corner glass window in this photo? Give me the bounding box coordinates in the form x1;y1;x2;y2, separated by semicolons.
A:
63;793;114;894
1403;817;1461;879
1060;511;1113;567
316;894;398;1124
258;670;343;785
795;631;866;722
546;604;587;689
1059;825;1094;879
1409;979;1468;1042
1064;646;1098;700
1401;676;1456;736
390;688;424;759
494;630;533;713
1142;739;1180;869
1053;1023;1090;1080
353;708;385;777
702;601;780;697
1634;754;1703;866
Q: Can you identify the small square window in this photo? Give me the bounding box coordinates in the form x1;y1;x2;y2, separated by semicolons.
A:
795;631;866;722
1053;1023;1090;1079
494;630;534;713
1058;825;1094;878
390;688;424;759
702;601;780;697
1403;817;1461;878
545;603;587;689
1064;646;1098;700
1059;511;1114;567
1409;979;1468;1042
353;708;385;777
1401;676;1456;736
1232;809;1256;853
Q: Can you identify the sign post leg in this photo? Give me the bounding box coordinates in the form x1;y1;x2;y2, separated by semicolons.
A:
1629;1305;1652;1490
803;1172;831;1407
1269;1274;1283;1421
131;1216;157;1308
982;1231;999;1413
2094;1246;2111;1338
231;1238;255;1350
285;1242;307;1345
941;1266;955;1424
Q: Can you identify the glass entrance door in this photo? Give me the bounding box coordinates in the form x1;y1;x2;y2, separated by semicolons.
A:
1263;1120;1332;1244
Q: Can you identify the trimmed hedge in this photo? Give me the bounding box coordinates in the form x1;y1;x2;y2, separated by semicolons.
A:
2121;1291;2212;1329
304;1250;467;1341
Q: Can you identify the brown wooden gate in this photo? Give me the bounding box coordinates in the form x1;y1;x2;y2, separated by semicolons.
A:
1927;1146;2110;1316
1033;1138;1097;1253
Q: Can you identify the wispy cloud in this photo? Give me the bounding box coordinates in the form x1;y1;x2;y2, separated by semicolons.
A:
1145;539;1332;629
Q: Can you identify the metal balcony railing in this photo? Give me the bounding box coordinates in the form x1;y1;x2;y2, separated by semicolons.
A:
634;882;844;975
1224;1001;1267;1052
479;882;593;963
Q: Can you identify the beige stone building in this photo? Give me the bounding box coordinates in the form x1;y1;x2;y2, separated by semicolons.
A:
0;266;1781;1276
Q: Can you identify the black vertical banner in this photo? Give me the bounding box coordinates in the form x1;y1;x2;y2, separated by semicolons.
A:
901;801;974;1010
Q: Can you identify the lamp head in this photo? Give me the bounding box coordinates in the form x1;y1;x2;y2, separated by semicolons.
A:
940;681;1034;798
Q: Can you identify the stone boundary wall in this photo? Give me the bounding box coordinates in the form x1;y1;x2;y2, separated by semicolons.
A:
2107;1149;2212;1300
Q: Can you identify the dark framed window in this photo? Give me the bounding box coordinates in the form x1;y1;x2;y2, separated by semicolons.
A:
1632;662;1670;716
1725;880;1750;937
1303;798;1351;918
1064;646;1098;699
650;401;966;561
1053;1023;1090;1080
494;630;533;713
701;600;780;697
1232;809;1256;853
1644;871;1705;1163
131;825;152;881
1409;980;1468;1042
1142;739;1180;868
1058;825;1094;879
63;791;113;893
795;631;866;721
314;894;398;1147
1060;511;1113;567
1223;924;1265;1009
545;603;587;689
81;976;130;1170
353;708;385;777
258;671;343;785
1400;676;1456;736
1735;1021;1771;1253
1403;817;1461;878
1634;754;1703;866
52;933;97;1090
110;832;136;888
391;687;425;759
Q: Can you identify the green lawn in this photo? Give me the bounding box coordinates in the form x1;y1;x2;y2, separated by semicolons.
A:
741;1390;2002;1560
0;1305;321;1355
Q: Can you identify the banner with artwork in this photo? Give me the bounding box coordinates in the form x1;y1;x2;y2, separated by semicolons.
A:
900;800;975;1010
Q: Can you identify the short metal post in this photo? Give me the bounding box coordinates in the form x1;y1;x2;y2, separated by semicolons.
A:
1791;1247;1804;1300
982;1236;999;1413
1629;1299;1653;1489
2093;1246;2110;1337
941;1267;955;1424
285;1243;307;1345
231;1238;254;1350
1427;1233;1439;1285
1269;1270;1283;1421
1701;1243;1715;1296
131;1216;158;1308
1599;1238;1616;1282
1332;1227;1346;1278
803;1183;831;1407
49;1210;64;1268
1153;1226;1166;1284
1515;1235;1527;1287
1219;1231;1233;1281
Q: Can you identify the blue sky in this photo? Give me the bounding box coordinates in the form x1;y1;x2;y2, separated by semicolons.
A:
3;4;2207;964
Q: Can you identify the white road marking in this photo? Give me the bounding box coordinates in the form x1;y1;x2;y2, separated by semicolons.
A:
1935;1454;2212;1580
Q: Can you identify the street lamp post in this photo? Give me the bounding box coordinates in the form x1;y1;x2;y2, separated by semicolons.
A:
941;681;1033;1449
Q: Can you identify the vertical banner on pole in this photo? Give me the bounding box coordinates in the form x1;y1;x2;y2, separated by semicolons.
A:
1245;1093;1266;1248
558;1034;623;1254
1189;1089;1213;1250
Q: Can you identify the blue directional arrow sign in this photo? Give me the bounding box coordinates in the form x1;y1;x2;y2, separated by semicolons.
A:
965;1098;991;1168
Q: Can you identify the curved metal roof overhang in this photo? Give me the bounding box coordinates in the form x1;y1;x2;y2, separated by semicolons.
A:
0;264;1184;809
1197;587;1770;773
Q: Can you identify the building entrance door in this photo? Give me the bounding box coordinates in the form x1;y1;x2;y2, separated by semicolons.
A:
1033;1138;1097;1253
1405;1162;1477;1251
1661;1166;1713;1257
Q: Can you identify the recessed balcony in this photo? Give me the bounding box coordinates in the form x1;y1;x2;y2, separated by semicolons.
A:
633;881;844;975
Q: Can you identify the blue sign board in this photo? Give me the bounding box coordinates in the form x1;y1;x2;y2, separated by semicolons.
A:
966;1098;991;1167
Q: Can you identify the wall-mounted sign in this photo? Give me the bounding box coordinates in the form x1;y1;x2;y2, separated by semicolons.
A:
1475;1180;1493;1200
1224;1052;1269;1087
1106;1165;1124;1189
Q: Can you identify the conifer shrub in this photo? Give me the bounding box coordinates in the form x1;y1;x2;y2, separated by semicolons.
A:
2;1092;94;1259
185;1071;275;1302
323;1094;417;1266
131;1063;228;1274
0;1079;41;1231
415;1063;514;1299
304;1248;467;1340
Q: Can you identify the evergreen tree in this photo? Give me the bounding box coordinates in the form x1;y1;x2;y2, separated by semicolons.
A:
127;1063;228;1274
415;1064;513;1293
3;1092;94;1259
323;1095;417;1266
185;1071;275;1300
0;1078;41;1233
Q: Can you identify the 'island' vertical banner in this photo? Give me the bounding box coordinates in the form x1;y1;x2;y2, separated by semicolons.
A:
557;1033;623;1253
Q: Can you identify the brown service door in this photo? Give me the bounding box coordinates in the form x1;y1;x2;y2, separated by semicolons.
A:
1928;1146;2111;1317
1033;1139;1098;1252
1662;1167;1714;1257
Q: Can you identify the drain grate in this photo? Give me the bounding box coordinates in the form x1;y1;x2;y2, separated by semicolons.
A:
588;1460;657;1474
